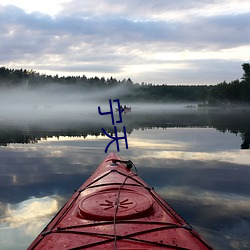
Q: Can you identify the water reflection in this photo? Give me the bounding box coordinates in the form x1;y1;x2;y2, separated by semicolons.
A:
0;108;250;249
0;196;62;250
0;107;250;149
0;196;59;228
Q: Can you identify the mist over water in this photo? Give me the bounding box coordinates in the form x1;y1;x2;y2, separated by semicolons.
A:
0;85;99;122
0;85;196;124
1;84;250;149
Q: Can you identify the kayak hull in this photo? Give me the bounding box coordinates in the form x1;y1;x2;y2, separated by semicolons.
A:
28;152;212;249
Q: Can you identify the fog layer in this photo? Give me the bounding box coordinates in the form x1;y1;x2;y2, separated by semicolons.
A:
0;85;196;124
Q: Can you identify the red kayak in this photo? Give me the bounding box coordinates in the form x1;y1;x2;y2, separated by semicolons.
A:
28;152;213;249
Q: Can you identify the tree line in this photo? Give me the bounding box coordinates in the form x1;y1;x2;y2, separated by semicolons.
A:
208;63;250;105
0;63;249;104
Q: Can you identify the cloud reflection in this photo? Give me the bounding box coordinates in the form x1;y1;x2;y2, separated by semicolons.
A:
157;186;250;216
0;126;249;249
156;186;250;250
0;196;63;249
153;150;250;166
0;196;59;230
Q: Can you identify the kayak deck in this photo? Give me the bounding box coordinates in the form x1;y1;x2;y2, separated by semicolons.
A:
28;152;213;249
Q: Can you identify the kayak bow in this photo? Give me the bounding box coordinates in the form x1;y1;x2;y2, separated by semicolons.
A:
28;152;213;249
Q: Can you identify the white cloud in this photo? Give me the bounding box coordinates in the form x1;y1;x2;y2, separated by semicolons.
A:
0;0;66;16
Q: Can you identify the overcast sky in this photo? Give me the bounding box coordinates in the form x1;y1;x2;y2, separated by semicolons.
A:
0;0;250;85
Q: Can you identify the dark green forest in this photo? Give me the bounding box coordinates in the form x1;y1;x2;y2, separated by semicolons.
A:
0;63;250;104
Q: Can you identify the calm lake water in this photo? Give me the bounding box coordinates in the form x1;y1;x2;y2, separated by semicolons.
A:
0;104;250;249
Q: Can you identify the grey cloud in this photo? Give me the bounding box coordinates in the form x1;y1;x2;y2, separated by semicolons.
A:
41;64;121;74
1;4;249;50
132;59;244;85
60;0;215;18
0;2;249;84
184;13;250;49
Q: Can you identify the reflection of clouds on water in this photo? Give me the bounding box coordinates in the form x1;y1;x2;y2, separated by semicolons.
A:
126;148;250;167
194;223;250;250
0;141;109;204
129;127;243;152
135;159;250;197
157;186;250;216
0;126;249;249
0;196;61;250
0;196;59;229
153;150;250;166
129;138;184;150
157;187;250;250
